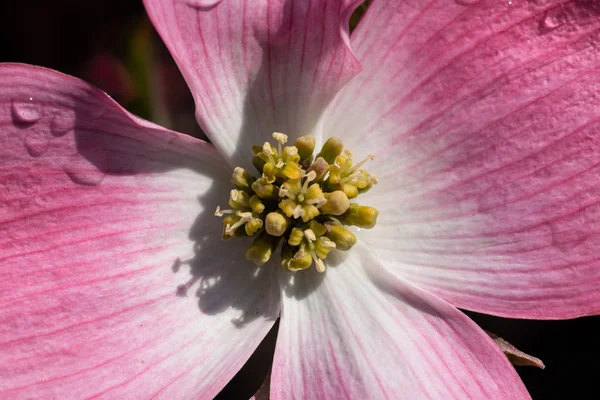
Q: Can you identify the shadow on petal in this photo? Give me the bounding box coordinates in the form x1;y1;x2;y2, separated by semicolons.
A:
182;178;281;328
64;86;281;327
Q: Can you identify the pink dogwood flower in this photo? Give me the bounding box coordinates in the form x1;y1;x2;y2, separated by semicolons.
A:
1;0;599;398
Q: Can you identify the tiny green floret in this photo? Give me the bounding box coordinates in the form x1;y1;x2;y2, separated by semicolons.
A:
215;132;379;272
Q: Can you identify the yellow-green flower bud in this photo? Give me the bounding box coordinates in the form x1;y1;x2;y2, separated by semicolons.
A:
288;227;304;246
307;157;329;181
245;217;263;236
279;198;298;218
287;248;313;271
228;190;250;210
357;180;373;194
283;145;301;162
317;137;344;164
265;212;288;237
295;135;316;160
328;165;342;184
282;161;303;180
252;177;275;199
263;162;277;183
231;167;255;191
319;191;350;216
304;183;325;202
340;183;358;199
249;195;265;214
300;204;320;223
246;234;278;266
341;204;379;228
314;237;336;259
325;224;356;251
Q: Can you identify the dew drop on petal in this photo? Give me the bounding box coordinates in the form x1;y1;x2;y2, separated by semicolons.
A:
50;109;76;137
11;98;43;124
539;11;562;32
23;129;49;157
64;156;105;186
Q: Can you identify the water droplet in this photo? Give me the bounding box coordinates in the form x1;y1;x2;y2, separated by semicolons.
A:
64;156;105;186
539;11;563;32
23;129;49;157
11;98;43;124
186;0;223;9
50;109;75;137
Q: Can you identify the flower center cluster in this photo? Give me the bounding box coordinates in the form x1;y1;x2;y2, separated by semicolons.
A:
215;133;379;272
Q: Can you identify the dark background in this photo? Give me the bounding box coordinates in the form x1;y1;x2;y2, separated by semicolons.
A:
1;1;598;398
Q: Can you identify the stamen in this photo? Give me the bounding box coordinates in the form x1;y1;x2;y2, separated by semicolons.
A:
225;211;253;236
280;186;296;200
273;132;288;156
340;170;364;185
272;132;288;145
301;170;317;193
310;249;326;273
214;206;236;217
216;133;378;272
315;258;326;273
350;153;375;173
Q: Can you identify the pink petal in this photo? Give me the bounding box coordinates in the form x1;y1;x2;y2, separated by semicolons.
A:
143;0;363;167
272;244;529;399
325;1;600;318
0;64;280;398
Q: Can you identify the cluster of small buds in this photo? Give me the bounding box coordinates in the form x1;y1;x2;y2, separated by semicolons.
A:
215;132;379;272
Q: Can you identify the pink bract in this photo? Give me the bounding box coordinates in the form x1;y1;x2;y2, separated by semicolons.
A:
1;1;599;399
